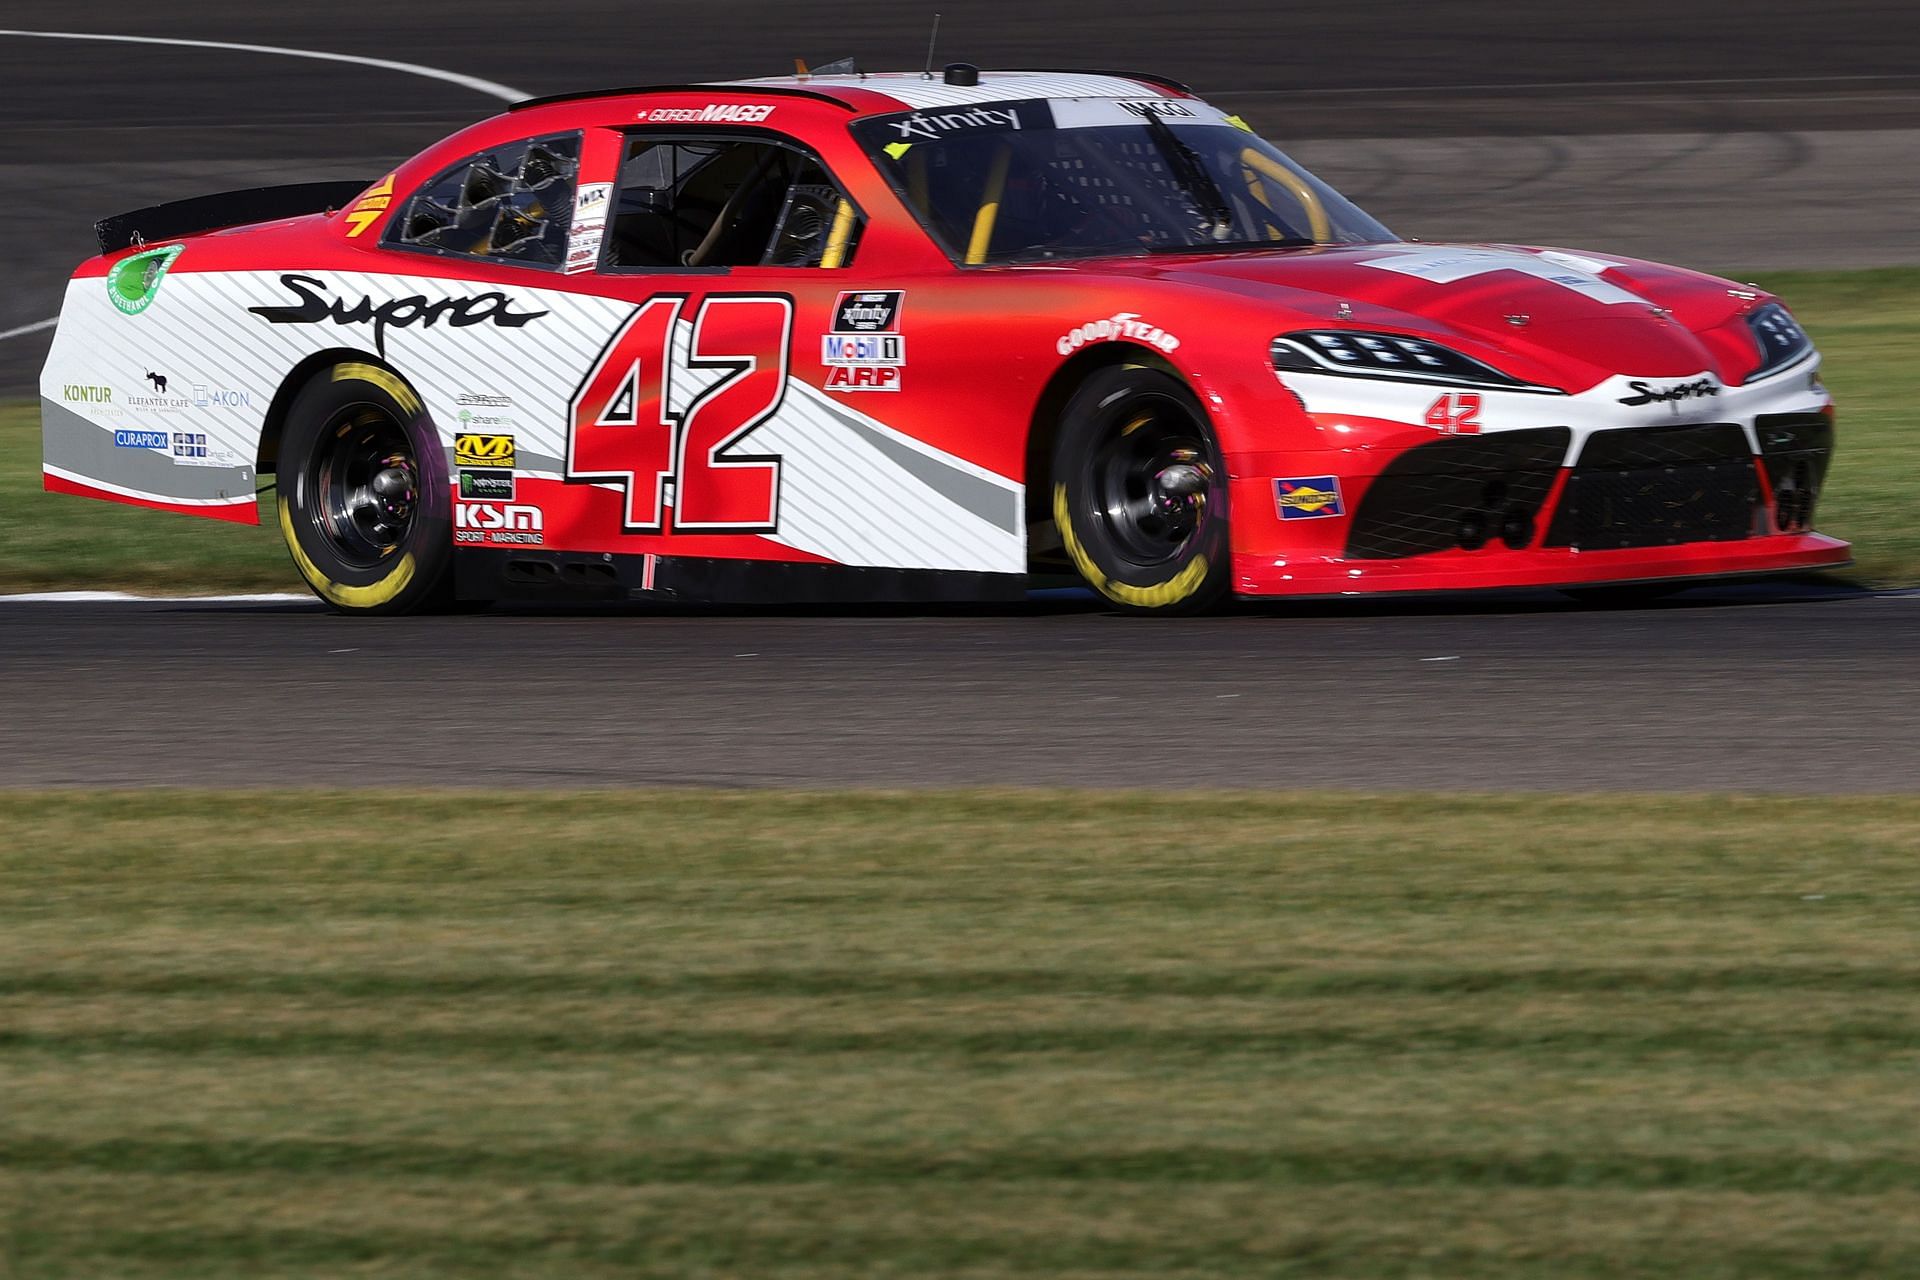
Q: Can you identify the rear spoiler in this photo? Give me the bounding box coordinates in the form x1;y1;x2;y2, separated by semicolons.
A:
95;180;372;255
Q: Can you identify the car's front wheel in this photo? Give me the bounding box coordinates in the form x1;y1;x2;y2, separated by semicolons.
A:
1051;366;1231;613
278;362;454;615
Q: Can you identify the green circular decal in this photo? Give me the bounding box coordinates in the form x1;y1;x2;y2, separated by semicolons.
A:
106;245;185;316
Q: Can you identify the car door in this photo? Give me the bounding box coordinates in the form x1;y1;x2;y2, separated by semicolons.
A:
561;123;1027;593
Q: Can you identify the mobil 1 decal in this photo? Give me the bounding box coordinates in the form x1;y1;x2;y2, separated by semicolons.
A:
823;290;905;393
567;293;793;533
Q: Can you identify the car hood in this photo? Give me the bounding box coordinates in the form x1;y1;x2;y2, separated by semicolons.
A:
1060;242;1756;387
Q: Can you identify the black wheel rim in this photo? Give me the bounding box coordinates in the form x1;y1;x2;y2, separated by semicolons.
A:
1087;392;1216;567
306;407;419;569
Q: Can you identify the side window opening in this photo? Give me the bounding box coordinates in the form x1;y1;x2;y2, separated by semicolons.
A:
387;132;582;267
605;135;862;270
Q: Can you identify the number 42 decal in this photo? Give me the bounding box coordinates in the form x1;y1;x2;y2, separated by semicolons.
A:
567;293;793;532
1424;391;1482;434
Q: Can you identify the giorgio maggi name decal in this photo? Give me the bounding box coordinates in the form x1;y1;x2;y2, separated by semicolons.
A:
247;274;548;357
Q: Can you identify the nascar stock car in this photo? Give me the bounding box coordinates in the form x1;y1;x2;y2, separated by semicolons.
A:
40;65;1843;614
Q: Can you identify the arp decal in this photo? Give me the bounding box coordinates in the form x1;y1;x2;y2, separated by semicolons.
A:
343;174;396;238
1424;391;1482;433
567;294;793;533
1275;476;1345;520
824;290;906;392
824;366;901;392
106;244;185;316
247;274;549;357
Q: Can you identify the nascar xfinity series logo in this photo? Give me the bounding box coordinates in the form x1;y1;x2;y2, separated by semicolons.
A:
824;290;905;392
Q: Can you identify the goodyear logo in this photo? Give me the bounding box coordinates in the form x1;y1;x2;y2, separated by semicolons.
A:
1275;476;1344;519
454;433;514;469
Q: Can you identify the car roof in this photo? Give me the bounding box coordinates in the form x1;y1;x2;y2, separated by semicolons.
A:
727;69;1192;110
511;69;1195;117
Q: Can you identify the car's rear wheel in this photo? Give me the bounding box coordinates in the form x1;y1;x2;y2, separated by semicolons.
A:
278;362;454;615
1052;366;1231;613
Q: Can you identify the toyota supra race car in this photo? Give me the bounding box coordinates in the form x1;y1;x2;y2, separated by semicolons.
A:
40;66;1845;613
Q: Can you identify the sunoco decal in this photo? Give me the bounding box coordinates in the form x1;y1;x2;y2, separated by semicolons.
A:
1275;476;1344;520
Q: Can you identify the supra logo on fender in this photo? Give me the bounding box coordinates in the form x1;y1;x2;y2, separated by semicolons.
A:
454;433;515;468
247;274;548;357
1618;377;1719;406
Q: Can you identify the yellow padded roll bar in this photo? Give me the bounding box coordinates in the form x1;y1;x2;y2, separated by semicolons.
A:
965;144;1013;265
1238;147;1331;243
820;198;857;268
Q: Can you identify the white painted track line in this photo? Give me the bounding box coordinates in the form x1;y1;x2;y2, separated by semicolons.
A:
0;592;310;604
0;29;530;102
0;28;531;345
0;318;56;343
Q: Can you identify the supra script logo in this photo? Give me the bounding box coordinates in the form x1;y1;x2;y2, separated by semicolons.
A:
247;274;548;357
1618;377;1719;407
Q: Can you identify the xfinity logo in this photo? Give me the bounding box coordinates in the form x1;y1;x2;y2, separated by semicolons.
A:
1618;377;1720;407
247;274;548;357
891;107;1022;140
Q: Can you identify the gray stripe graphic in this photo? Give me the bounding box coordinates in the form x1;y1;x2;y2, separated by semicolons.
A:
41;398;253;503
816;399;1021;535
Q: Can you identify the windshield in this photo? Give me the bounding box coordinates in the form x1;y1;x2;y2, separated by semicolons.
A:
851;97;1395;264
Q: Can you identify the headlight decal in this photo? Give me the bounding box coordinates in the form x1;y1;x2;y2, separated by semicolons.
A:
1746;302;1814;379
1271;331;1563;394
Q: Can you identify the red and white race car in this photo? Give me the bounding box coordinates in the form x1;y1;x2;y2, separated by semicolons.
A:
40;66;1844;613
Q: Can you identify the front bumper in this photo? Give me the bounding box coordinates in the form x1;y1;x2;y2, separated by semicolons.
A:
1227;411;1846;598
1231;531;1850;597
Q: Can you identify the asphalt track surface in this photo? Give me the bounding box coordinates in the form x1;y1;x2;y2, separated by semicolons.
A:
5;0;1920;391
4;3;1918;793
3;587;1916;791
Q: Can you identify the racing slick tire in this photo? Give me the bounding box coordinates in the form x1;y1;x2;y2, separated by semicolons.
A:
1052;366;1231;614
278;362;455;616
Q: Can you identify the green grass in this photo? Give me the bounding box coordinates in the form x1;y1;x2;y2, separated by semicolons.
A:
3;265;1916;593
5;789;1920;1277
0;409;287;593
1751;267;1920;584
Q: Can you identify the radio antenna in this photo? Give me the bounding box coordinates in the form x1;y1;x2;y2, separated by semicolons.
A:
922;13;942;79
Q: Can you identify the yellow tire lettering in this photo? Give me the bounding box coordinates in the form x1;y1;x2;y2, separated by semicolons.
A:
333;362;422;416
1054;482;1208;609
279;496;415;610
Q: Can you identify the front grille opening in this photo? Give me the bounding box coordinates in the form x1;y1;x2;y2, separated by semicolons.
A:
1756;412;1835;535
1345;428;1570;560
1543;423;1760;550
